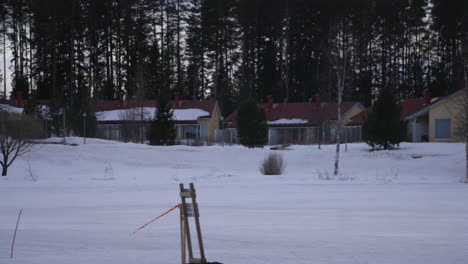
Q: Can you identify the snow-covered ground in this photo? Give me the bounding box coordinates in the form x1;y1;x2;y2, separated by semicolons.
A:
1;139;467;264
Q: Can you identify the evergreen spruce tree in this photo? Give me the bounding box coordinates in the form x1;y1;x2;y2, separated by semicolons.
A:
237;99;268;148
147;93;176;146
363;86;406;150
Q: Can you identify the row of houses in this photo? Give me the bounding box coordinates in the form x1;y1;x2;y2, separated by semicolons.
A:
350;89;465;143
93;94;222;144
0;89;465;144
224;95;365;145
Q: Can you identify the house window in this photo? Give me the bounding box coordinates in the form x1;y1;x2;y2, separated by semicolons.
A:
199;124;208;140
434;119;451;139
176;125;199;140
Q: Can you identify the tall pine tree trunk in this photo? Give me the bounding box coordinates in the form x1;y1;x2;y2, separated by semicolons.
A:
462;16;468;182
464;31;468;183
3;18;6;100
465;60;467;183
282;1;290;101
176;0;181;92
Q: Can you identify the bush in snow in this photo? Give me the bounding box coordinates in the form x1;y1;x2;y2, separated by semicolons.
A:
260;153;285;175
363;86;406;150
0;112;42;176
237;99;268;148
104;165;115;180
316;169;332;180
119;109;143;143
25;160;38;181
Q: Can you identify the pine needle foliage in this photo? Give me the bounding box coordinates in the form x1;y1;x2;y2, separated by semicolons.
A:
363;86;406;150
147;93;176;145
237;99;268;148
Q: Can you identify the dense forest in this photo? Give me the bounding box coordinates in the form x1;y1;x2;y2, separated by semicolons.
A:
0;0;467;116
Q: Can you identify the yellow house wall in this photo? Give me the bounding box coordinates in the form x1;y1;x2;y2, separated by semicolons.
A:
343;104;365;120
199;103;221;141
327;104;365;127
428;92;464;142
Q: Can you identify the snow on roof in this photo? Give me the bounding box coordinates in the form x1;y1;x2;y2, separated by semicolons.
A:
96;107;154;121
173;109;209;121
0;104;52;120
0;104;23;115
96;107;210;121
268;118;308;125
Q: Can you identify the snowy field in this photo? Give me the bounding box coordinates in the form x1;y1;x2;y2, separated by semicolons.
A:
1;138;468;264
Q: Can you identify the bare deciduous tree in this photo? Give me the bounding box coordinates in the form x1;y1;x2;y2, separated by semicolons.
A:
119;108;142;142
0;112;42;176
330;17;353;176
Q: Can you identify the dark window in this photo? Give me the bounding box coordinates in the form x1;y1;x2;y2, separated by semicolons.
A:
435;119;451;139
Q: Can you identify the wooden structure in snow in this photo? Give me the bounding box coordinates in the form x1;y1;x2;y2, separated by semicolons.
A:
179;183;207;264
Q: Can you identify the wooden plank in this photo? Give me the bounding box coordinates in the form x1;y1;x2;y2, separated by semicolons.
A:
185;203;195;217
180;191;191;198
179;184;194;260
180;188;191;197
190;183;206;263
180;208;186;264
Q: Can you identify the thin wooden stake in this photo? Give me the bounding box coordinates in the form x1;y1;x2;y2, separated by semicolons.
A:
190;183;206;263
11;209;22;259
180;207;186;264
180;184;194;259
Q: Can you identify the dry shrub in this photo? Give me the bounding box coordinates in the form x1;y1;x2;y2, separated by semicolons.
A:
260;153;285;175
0;112;43;176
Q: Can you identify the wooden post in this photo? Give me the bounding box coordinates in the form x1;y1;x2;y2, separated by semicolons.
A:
180;184;194;260
180;207;186;264
190;183;206;263
180;183;209;264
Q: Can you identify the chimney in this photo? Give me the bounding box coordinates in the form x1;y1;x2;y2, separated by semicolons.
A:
16;91;23;107
315;93;321;108
423;89;431;105
174;92;181;108
267;95;273;111
118;91;126;108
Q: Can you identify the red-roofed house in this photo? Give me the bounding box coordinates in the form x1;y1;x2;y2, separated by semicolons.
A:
94;93;222;143
225;95;366;145
403;89;464;142
1;93;222;144
350;89;465;142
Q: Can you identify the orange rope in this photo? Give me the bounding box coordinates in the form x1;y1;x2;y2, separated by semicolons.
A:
130;204;180;236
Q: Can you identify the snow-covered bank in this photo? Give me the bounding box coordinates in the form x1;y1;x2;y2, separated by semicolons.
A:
1;139;467;264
